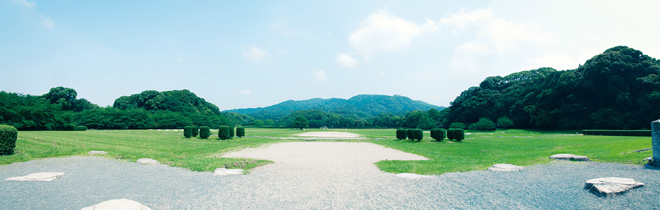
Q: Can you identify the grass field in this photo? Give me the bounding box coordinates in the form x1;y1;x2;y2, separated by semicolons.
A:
0;128;653;175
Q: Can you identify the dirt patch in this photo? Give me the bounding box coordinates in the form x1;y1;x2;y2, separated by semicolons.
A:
296;132;360;138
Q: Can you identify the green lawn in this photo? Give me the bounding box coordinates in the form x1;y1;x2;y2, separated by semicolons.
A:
0;128;653;175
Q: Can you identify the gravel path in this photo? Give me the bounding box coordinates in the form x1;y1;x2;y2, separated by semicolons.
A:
1;142;659;209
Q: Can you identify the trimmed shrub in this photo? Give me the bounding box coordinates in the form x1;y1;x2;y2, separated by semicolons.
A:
236;127;245;138
497;116;514;129
192;126;199;137
73;125;87;131
468;118;496;131
199;126;211;139
412;129;423;141
455;128;465;141
447;128;455;140
396;128;407;140
0;125;18;155
229;126;235;138
449;122;466;129
430;128;446;141
582;130;651;136
218;126;230;140
183;126;193;138
406;129;414;140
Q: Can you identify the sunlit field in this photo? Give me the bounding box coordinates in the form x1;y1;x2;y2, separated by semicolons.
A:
0;128;651;175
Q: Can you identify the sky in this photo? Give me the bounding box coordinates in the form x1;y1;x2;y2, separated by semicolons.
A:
2;0;660;110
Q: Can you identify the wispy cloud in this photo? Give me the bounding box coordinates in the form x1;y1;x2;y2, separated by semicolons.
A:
241;46;270;62
42;16;55;28
336;53;358;68
13;0;36;8
349;10;439;59
313;69;327;81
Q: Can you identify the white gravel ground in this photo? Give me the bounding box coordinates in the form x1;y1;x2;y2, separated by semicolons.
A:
296;132;361;138
0;142;659;209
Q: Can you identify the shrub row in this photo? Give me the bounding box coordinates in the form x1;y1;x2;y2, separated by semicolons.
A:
447;128;465;141
395;128;423;141
430;128;446;141
183;126;246;139
0;125;18;155
582;130;651;137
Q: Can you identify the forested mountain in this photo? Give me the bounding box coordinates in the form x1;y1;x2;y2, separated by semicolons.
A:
227;94;443;120
445;46;660;130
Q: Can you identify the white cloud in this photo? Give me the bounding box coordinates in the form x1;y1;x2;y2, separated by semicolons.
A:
42;16;55;28
440;9;491;29
448;42;492;74
241;46;270;62
336;53;358;68
237;89;252;95
313;69;327;81
13;0;36;7
349;10;439;58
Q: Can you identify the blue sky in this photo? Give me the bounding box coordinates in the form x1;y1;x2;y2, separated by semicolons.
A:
2;0;660;110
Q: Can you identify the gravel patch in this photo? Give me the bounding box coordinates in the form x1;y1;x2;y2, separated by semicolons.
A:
296;132;361;138
0;142;659;209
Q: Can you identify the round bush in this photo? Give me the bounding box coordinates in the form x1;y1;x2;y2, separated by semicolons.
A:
0;125;18;155
192;126;199;137
455;128;465;141
431;128;446;141
199;126;211;139
396;128;407;140
236;127;245;138
218;126;230;140
183;126;193;138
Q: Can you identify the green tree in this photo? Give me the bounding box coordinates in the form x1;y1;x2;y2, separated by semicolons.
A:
496;116;514;129
468;118;496;131
292;116;308;130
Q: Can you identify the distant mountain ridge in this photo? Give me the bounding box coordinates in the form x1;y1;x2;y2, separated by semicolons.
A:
226;94;444;120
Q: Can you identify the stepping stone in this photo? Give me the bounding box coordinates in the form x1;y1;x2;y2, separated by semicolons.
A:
81;198;152;210
488;164;523;172
584;177;644;197
88;151;108;155
395;173;434;179
549;154;589;161
136;158;159;165
213;168;244;176
5;172;65;181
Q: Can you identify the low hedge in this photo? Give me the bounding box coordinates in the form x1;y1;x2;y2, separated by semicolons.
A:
199;126;211;139
406;129;414;140
447;128;465;141
0;125;18;155
411;129;423;141
396;129;407;140
582;130;651;137
430;128;446;141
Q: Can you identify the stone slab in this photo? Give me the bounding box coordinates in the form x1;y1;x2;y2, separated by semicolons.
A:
549;154;589;161
213;168;244;176
81;198;152;210
488;164;523;172
585;177;644;197
136;158;159;165
88;151;108;155
5;172;65;181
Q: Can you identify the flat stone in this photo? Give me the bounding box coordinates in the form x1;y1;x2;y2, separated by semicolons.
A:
395;173;435;179
549;154;589;161
488;164;523;172
213;168;244;176
81;198;152;210
136;158;159;165
88;151;108;155
585;177;644;197
5;172;65;181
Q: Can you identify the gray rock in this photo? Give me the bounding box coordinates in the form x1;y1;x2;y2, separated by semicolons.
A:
81;198;152;210
88;151;108;155
549;154;589;161
488;164;523;172
585;177;644;197
4;172;64;181
136;158;159;165
395;173;435;179
213;168;244;176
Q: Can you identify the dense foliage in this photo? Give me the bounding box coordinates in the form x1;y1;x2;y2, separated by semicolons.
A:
468;118;496;131
446;46;660;130
396;129;407;140
218;126;230;140
430;128;446;141
199;126;211;139
236;127;245;138
292;116;308;130
0;125;17;155
582;130;651;136
411;129;423;141
183;126;193;138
